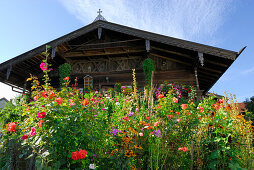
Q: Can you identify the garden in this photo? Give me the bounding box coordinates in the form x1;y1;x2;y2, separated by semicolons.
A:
0;47;253;169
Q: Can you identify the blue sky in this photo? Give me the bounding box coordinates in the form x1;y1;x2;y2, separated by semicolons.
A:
0;0;253;101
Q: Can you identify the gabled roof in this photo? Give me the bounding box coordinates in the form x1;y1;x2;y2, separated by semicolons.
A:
0;20;238;71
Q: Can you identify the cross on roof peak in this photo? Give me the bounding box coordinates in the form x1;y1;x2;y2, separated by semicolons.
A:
93;9;107;22
97;9;102;15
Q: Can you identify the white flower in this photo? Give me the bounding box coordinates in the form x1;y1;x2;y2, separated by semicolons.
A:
144;126;149;129
115;102;120;105
89;164;96;169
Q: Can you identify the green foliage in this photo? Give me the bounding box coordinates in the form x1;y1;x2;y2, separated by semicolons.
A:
142;58;155;86
114;83;121;93
59;63;71;87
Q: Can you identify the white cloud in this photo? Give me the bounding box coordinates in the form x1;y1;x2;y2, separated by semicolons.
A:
0;83;19;101
59;0;234;44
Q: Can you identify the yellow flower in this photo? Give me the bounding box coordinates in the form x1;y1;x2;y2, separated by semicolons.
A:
125;150;135;157
134;145;143;150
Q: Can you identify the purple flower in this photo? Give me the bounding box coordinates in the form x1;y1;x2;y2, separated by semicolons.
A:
128;111;134;117
111;128;122;136
153;129;161;137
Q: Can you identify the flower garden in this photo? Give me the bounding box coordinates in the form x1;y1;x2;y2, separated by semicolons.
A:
0;48;253;169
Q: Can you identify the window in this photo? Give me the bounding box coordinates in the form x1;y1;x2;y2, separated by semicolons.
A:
84;75;93;88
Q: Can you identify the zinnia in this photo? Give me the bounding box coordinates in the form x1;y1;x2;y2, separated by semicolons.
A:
40;62;48;71
172;97;178;103
55;97;63;105
181;104;187;109
8;122;17;132
38;112;46;118
22;134;28;140
79;150;88;159
71;151;81;160
64;76;70;81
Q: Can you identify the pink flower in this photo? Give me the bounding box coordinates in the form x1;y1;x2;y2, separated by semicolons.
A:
178;147;188;152
8;122;17;132
69;99;75;106
197;106;204;112
30;127;36;137
173;97;178;103
176;119;181;122
22;134;28;140
181;104;187;109
139;132;143;136
94;115;98;117
33;96;39;101
214;104;221;110
40;63;48;71
175;111;180;115
38;112;46;118
218;99;224;103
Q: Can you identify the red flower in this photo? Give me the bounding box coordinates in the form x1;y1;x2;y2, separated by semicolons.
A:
8;122;17;132
42;91;48;98
176;119;181;122
22;134;28;140
64;77;70;81
175;111;180;115
33;96;39;101
146;117;150;120
82;99;89;106
49;91;55;99
154;122;160;127
71;151;81;160
213;104;221;110
38;120;43;128
197;106;204;112
181;104;187;109
172;97;178;103
40;62;48;71
38;112;46;118
218;99;224;103
30;127;36;137
167;115;173;119
90;98;94;102
157;94;164;99
187;112;191;115
79;150;88;159
157;105;161;109
178;147;188;152
123;116;129;121
55;97;63;105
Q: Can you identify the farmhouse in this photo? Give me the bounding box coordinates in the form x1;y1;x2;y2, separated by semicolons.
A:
0;11;245;98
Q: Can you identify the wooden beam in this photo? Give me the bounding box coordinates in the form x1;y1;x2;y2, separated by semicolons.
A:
65;48;146;57
198;66;223;74
194;67;200;90
150;53;192;66
151;46;193;59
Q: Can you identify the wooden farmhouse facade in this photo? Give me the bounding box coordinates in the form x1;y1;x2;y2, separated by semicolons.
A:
0;13;245;98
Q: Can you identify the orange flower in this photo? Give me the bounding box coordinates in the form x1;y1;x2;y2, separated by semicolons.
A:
134;145;143;149
157;105;161;109
38;120;43;128
125;150;135;157
82;99;89;106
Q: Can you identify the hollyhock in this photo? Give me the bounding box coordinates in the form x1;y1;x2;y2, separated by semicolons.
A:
82;99;89;106
181;104;187;109
30;127;36;137
38;120;43;128
40;62;48;71
8;122;17;132
55;97;63;105
173;97;178;103
38;112;46;118
22;134;28;140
